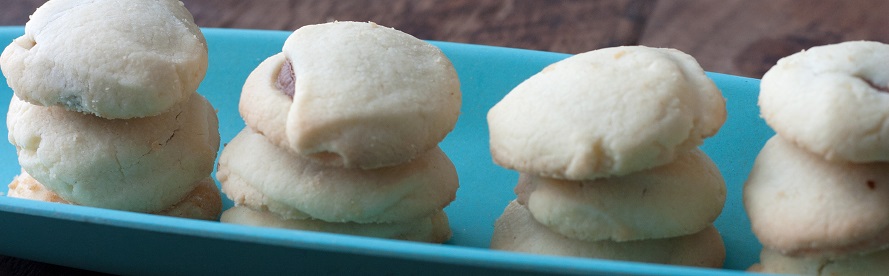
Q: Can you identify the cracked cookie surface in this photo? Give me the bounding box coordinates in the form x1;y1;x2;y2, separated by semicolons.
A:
6;93;219;213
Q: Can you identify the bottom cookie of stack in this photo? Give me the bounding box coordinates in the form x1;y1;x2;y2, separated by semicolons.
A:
8;170;222;220
221;206;451;243
491;200;725;268
749;248;889;275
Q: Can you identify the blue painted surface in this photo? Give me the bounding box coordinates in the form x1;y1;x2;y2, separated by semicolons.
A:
0;27;771;275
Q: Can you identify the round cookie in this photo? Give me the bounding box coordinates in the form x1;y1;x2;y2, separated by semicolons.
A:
744;136;889;258
221;206;451;243
518;148;726;242
759;41;889;162
254;21;461;169
217;127;459;223
8;170;222;221
7;94;220;214
487;46;725;180
490;200;725;268
0;0;207;119
750;248;889;275
7;169;69;204
159;177;223;221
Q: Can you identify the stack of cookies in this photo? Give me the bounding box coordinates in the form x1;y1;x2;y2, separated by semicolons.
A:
0;0;221;220
746;41;889;274
217;22;462;243
488;46;728;268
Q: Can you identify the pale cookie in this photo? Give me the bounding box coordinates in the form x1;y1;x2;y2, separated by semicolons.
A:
246;21;461;169
221;206;451;243
517;148;726;242
490;201;725;268
8;170;222;221
238;53;291;152
488;46;725;180
7;94;220;214
7;169;69;204
0;0;207;119
759;41;889;162
749;248;889;275
744;136;889;258
217;128;458;223
159;177;222;221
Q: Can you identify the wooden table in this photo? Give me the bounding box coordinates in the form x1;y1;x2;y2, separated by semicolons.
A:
4;0;889;79
1;0;886;274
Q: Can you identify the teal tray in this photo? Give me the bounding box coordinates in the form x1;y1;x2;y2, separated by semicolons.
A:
0;27;771;275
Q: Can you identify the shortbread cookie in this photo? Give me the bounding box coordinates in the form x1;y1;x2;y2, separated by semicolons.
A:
159;177;222;221
517;148;726;242
244;21;461;169
8;171;222;220
488;46;725;180
7;94;220;213
217;128;458;223
7;169;69;204
490;201;725;268
759;41;889;162
749;248;889;275
239;53;291;151
744;136;889;258
221;206;451;243
0;0;207;119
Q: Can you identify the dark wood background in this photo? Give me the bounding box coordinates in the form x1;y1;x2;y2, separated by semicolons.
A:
1;0;887;275
4;0;889;79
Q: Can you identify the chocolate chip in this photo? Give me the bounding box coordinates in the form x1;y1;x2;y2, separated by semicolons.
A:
861;78;889;93
276;59;296;98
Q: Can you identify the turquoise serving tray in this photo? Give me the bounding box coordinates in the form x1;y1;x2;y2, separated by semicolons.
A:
0;27;772;275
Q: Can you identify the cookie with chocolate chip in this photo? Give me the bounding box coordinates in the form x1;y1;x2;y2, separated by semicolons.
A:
0;0;207;119
239;21;461;169
759;41;889;163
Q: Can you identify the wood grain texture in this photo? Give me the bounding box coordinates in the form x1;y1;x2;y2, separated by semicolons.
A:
181;0;655;54
641;0;889;77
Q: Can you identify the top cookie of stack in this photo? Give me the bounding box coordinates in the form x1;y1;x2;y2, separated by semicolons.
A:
488;46;725;180
1;0;208;119
239;21;462;169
